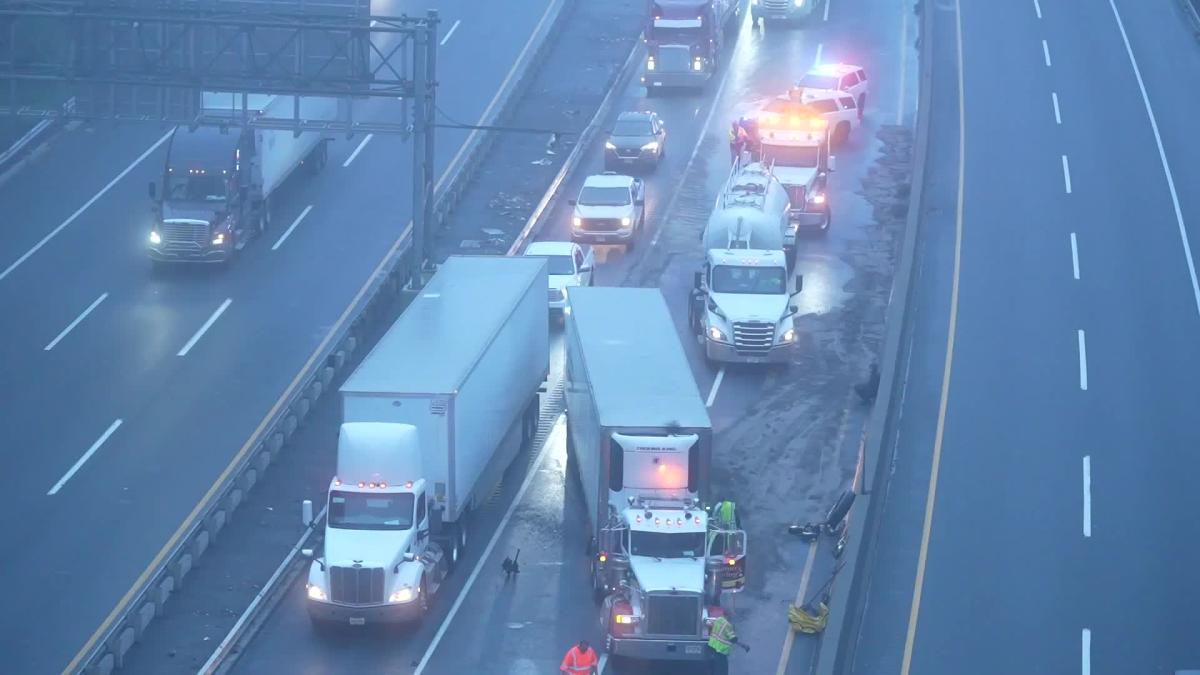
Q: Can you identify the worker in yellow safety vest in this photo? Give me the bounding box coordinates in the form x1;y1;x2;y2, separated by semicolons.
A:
706;611;747;675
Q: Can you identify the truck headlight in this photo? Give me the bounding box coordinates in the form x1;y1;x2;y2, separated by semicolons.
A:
809;192;826;205
573;216;582;228
621;216;632;227
647;57;656;71
780;328;797;343
794;0;804;6
642;141;659;152
693;57;703;71
149;230;162;245
752;0;759;5
614;613;641;625
708;326;728;342
212;233;225;246
389;586;415;603
605;141;616;150
306;584;327;601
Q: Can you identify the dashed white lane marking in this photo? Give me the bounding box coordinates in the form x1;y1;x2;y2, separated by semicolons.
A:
48;419;123;495
342;133;374;168
824;0;832;21
706;366;726;407
0;130;173;283
1082;628;1092;675
1070;232;1080;279
1106;0;1200;318
271;205;314;251
177;298;232;357
1034;0;1042;19
814;43;823;67
45;292;108;351
1052;91;1062;124
1042;39;1052;67
1062;155;1072;194
440;19;461;46
1077;329;1088;391
1083;456;1092;537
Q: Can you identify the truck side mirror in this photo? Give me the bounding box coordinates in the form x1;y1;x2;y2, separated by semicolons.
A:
828;156;837;172
403;552;417;562
301;548;314;559
795;274;804;293
694;271;703;289
302;499;314;527
568;199;577;206
148;181;156;199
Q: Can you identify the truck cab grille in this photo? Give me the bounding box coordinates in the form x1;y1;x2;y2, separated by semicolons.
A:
581;218;623;232
732;322;775;355
329;565;385;605
161;221;209;249
645;593;701;636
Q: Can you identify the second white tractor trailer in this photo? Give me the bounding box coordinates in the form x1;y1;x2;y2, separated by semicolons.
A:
689;160;804;365
302;255;549;628
566;286;747;665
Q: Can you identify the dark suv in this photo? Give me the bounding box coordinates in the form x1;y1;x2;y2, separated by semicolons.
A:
604;111;667;172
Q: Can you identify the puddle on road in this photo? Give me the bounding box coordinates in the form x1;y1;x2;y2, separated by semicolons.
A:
793;252;854;316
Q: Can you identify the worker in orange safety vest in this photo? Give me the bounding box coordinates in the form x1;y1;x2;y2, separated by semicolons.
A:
560;639;599;675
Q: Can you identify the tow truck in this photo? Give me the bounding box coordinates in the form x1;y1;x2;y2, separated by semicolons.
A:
749;98;836;237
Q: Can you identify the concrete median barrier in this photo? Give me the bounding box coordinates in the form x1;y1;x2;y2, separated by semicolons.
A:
810;1;936;673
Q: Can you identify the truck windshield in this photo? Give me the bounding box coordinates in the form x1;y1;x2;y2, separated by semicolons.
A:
166;173;226;202
631;531;707;558
328;490;415;531
647;26;704;44
761;144;821;168
578;186;631;206
711;265;787;295
531;254;576;275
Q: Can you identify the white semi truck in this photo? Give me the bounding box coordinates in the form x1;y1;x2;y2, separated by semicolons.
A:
302;255;549;628
148;92;344;265
565;286;747;665
689;160;804;365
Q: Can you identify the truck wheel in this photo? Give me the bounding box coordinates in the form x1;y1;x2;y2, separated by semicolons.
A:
590;561;607;604
834;122;851;147
418;577;430;615
858;94;867;120
822;209;833;234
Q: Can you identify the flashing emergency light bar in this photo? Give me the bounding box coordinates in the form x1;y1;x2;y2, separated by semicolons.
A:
757;111;828;129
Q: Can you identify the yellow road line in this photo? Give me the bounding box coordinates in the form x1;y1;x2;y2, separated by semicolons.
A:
899;0;967;671
60;0;563;671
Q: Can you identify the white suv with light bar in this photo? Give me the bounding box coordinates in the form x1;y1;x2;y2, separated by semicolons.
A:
789;88;860;146
793;63;869;116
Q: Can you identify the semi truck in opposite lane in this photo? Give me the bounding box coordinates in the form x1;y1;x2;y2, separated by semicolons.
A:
148;92;342;266
302;255;549;628
565;286;746;665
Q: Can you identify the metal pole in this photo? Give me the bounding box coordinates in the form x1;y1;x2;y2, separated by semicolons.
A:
423;9;437;272
408;10;435;289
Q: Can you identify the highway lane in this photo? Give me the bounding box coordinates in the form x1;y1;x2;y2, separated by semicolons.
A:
0;1;560;672
848;0;1200;673
409;0;917;672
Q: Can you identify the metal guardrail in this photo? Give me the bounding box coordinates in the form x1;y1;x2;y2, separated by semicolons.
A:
0;97;75;177
72;0;573;673
811;0;936;673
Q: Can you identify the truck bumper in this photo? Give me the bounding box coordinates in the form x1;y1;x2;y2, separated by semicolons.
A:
306;599;422;625
572;228;634;247
607;635;709;661
753;2;820;22
148;245;232;264
641;70;712;89
790;208;831;232
705;338;794;364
